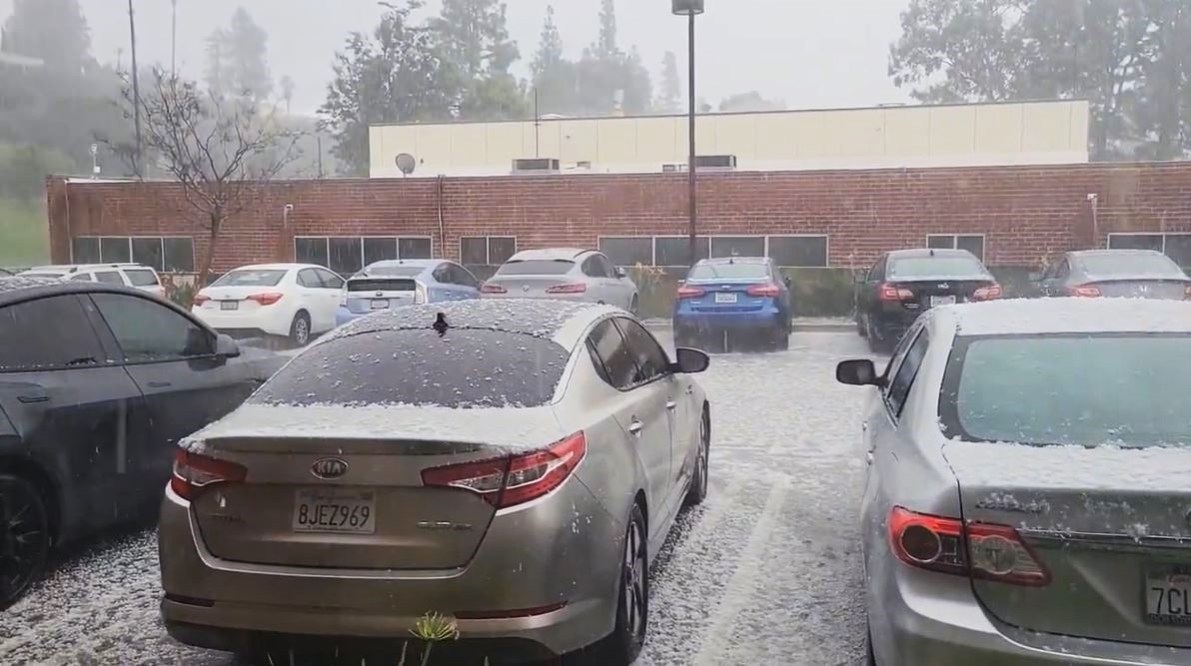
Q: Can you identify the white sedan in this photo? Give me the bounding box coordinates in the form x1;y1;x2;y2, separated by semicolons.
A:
192;263;345;346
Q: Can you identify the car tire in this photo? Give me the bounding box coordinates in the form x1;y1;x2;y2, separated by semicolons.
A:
0;474;50;610
629;295;640;316
288;311;311;348
684;407;711;508
773;324;790;351
602;503;648;665
857;313;868;338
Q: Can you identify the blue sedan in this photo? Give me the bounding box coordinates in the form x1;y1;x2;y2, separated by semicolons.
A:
336;259;482;327
673;257;793;351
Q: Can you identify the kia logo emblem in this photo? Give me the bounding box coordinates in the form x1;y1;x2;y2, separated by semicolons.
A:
938;283;950;289
311;457;349;479
522;285;530;292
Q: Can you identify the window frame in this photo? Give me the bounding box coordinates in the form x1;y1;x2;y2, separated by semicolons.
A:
586;317;650;392
884;326;930;420
0;295;111;373
1108;232;1191;267
294;235;436;275
70;235;195;273
612;317;673;387
597;236;655;268
460;236;518;266
766;234;830;268
925;234;987;262
88;292;218;366
297;268;322;289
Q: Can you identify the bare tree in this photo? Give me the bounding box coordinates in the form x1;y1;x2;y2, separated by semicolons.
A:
113;68;302;293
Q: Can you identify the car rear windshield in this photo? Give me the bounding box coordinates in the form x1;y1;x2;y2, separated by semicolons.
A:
211;269;287;287
252;329;570;408
888;256;988;280
1080;254;1185;278
123;269;159;286
496;260;574;276
347;278;415;292
366;266;424;277
940;335;1191;448
20;273;63;279
687;263;769;280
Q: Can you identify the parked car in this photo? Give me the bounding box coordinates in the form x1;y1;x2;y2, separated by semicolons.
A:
159;299;711;664
836;297;1191;665
673;256;793;352
21;263;166;298
1034;249;1191;299
335;259;481;327
0;277;285;608
856;248;1001;352
480;248;640;314
191;264;345;346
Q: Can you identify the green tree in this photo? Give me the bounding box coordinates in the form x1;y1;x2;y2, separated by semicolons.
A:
531;5;578;115
430;0;528;120
319;1;454;175
205;7;273;105
657;51;682;114
719;91;785;113
575;0;653;115
2;0;92;72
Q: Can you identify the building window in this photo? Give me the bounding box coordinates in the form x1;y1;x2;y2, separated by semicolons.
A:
710;236;765;259
295;236;434;275
655;236;711;267
461;236;518;266
927;234;985;261
1109;233;1191;268
767;236;828;267
71;236;194;272
599;237;654;267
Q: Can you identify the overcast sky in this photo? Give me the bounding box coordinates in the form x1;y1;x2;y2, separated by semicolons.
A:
2;0;910;116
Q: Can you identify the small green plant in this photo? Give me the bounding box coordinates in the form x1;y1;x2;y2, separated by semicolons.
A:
161;272;197;308
409;611;459;666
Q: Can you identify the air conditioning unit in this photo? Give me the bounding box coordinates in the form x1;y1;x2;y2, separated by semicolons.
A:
693;155;737;171
662;163;689;173
512;158;560;174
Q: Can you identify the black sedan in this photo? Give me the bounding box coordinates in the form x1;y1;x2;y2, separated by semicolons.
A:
1034;249;1191;299
0;278;285;608
856;248;1001;351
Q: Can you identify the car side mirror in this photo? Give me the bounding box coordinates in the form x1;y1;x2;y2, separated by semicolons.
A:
215;333;241;359
672;347;710;374
836;359;881;386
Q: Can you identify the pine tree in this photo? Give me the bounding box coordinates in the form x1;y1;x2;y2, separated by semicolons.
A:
657;51;682;113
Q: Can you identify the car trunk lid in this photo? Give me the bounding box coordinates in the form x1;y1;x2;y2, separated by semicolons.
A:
344;278;418;314
197;285;284;314
889;278;997;311
684;279;770;312
1081;278;1189;300
483;275;582;298
944;439;1191;646
188;403;568;570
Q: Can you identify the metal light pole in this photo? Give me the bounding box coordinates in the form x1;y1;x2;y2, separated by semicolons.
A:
673;0;705;267
171;0;178;77
128;0;142;178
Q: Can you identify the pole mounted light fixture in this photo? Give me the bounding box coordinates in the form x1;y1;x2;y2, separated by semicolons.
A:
672;0;704;267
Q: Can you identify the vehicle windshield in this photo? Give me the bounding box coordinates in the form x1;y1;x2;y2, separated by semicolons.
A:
253;329;568;408
1080;254;1185;278
364;266;424;277
942;335;1191;448
210;269;287;287
688;262;769;280
496;260;574;276
888;256;988;280
123;269;159;286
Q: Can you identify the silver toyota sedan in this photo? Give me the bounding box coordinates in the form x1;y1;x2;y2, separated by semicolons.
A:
480;248;640;315
837;298;1191;665
158;299;711;664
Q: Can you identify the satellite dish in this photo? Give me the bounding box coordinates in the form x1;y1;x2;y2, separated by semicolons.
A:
395;153;417;177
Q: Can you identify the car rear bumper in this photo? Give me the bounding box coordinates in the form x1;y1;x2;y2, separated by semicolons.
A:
158;482;621;658
674;310;783;333
875;562;1190;665
193;307;291;337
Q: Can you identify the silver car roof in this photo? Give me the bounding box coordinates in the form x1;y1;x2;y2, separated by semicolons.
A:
932;297;1191;337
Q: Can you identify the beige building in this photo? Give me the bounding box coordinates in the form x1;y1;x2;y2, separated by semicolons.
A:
368;100;1090;178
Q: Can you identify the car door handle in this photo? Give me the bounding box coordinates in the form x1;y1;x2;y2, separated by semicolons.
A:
666;400;677;411
17;394;49;404
628;419;644;436
147;381;172;389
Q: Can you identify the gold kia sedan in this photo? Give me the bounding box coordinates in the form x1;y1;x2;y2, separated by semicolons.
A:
158;299;711;664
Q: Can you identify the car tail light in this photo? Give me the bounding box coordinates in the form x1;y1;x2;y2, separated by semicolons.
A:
481;283;507;294
889;507;1050;587
878;283;915;302
1067;284;1102;298
546;283;587;295
415;283;428;304
171;449;247;500
421;432;586;509
247;292;283;306
192;294;211;306
1184;285;1191;300
972;284;1003;301
677;285;705;299
747;283;781;297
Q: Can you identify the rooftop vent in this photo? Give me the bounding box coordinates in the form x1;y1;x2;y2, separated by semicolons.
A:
512;158;560;174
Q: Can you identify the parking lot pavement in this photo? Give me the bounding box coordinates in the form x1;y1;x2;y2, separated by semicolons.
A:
0;331;878;666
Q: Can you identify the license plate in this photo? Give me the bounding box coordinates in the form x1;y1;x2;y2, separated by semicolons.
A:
1146;571;1191;625
930;295;956;307
715;292;738;304
370;299;389;310
292;489;376;534
220;300;239;311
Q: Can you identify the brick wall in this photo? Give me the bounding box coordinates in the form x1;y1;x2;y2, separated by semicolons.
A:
45;162;1191;273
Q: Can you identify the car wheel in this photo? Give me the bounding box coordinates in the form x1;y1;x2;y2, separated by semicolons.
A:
604;503;648;664
685;407;710;508
288;311;311;348
629;295;640;316
0;474;50;610
857;313;868;337
773;324;790;351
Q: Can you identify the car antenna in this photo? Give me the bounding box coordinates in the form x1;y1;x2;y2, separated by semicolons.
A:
433;312;450;337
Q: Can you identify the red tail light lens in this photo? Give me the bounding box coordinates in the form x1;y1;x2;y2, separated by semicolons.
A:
972;284;1003;301
746;283;781;297
247;292;284;306
545;283;587;295
1068;284;1102;298
677;285;705;299
888;507;1050;587
878;283;915;302
481;283;507;294
170;449;247;500
192;294;211;306
421;432;587;509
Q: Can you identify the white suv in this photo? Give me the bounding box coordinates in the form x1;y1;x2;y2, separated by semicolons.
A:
21;264;166;298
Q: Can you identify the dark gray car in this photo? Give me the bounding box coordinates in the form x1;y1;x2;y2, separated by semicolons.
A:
1035;249;1191;299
